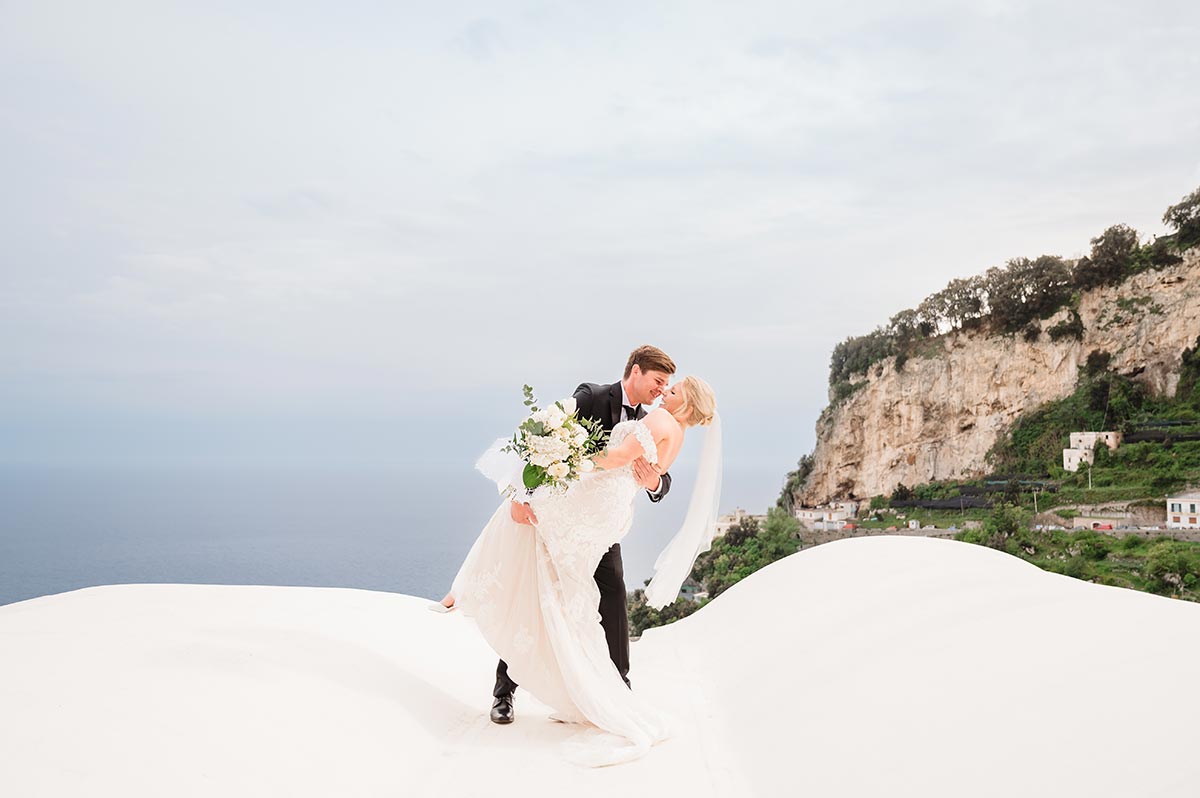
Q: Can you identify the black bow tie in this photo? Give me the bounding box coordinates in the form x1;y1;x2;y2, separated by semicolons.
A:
622;404;638;419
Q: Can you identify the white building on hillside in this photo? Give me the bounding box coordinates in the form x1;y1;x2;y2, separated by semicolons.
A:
716;507;767;536
794;501;860;530
1069;431;1123;451
1063;447;1095;472
1167;492;1200;529
1063;430;1123;472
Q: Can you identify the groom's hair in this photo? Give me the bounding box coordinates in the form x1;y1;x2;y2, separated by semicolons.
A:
624;345;676;378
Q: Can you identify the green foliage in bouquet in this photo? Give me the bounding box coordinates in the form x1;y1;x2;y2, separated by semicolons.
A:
504;385;609;490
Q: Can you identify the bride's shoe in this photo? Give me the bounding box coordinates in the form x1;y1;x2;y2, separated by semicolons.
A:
427;602;455;613
428;592;457;613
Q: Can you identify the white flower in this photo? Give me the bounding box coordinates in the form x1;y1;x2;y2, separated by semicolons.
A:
559;397;577;415
578;459;594;473
546;462;570;479
572;428;588;445
528;434;570;466
543;404;567;430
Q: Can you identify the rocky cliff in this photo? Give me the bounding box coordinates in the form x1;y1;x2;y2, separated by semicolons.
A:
800;248;1200;505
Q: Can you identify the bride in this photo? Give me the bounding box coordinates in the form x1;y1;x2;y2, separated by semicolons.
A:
440;376;720;766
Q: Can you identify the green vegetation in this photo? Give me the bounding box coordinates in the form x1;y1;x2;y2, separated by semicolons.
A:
1072;224;1140;291
1046;308;1084;341
691;510;801;599
1162;186;1200;250
626;591;704;637
776;454;814;513
1098;296;1166;331
1178;335;1200;409
958;505;1200;602
627;510;801;635
826;187;1199;400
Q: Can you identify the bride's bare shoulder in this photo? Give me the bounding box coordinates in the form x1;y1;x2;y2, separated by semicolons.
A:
643;407;682;439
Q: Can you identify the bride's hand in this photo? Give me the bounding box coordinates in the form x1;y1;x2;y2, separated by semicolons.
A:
631;457;663;491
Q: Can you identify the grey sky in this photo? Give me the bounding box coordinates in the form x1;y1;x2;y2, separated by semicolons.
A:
3;2;1199;508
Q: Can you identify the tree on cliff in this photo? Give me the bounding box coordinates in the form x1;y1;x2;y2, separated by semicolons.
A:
823;190;1196;396
1162;186;1200;249
777;454;814;513
829;328;895;388
985;255;1072;333
1072;224;1139;290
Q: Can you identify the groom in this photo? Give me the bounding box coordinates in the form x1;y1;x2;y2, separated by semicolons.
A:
490;344;677;724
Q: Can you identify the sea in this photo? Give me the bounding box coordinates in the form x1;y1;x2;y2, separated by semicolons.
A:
0;462;782;607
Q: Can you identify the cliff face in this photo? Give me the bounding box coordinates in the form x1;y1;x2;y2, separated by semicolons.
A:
800;249;1200;505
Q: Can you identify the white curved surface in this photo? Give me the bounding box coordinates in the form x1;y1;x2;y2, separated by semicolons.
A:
2;536;1197;797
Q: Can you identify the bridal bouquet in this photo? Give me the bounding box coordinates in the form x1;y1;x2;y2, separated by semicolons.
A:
503;385;608;490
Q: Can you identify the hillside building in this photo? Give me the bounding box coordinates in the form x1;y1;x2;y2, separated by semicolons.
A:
794;501;860;530
716;507;767;536
1062;430;1123;472
1167;491;1200;530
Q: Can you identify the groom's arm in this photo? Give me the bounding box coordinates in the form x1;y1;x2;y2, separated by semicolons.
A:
648;471;671;503
572;382;596;419
643;468;672;499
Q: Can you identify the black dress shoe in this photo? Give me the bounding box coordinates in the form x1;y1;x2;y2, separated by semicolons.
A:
490;693;515;724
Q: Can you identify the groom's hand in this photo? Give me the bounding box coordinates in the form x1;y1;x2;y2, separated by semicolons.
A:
632;458;662;492
510;501;538;526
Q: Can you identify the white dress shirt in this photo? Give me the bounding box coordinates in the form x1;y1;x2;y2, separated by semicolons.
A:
619;384;639;422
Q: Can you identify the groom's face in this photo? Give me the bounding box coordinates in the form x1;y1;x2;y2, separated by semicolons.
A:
628;366;671;405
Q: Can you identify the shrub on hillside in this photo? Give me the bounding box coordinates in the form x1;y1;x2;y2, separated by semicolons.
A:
690;510;799;600
1177;335;1200;412
626;591;703;637
1047;309;1084;342
1145;542;1199;595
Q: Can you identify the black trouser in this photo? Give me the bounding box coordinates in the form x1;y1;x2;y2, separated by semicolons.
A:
493;542;631;698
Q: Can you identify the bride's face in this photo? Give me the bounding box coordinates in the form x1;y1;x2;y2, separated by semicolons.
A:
661;383;685;415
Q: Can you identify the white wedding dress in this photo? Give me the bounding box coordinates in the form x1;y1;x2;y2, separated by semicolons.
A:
450;417;672;766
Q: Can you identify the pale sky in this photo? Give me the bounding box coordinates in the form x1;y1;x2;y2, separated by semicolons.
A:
3;2;1199;508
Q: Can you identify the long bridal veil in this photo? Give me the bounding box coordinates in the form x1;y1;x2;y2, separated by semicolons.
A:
644;413;723;609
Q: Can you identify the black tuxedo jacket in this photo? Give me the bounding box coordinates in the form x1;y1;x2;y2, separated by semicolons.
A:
571;381;671;502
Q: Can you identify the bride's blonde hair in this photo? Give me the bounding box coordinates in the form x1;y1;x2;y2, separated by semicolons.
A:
676;376;717;427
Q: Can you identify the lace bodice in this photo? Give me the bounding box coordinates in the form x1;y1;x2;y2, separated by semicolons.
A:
513;418;656;581
607;418;658;465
